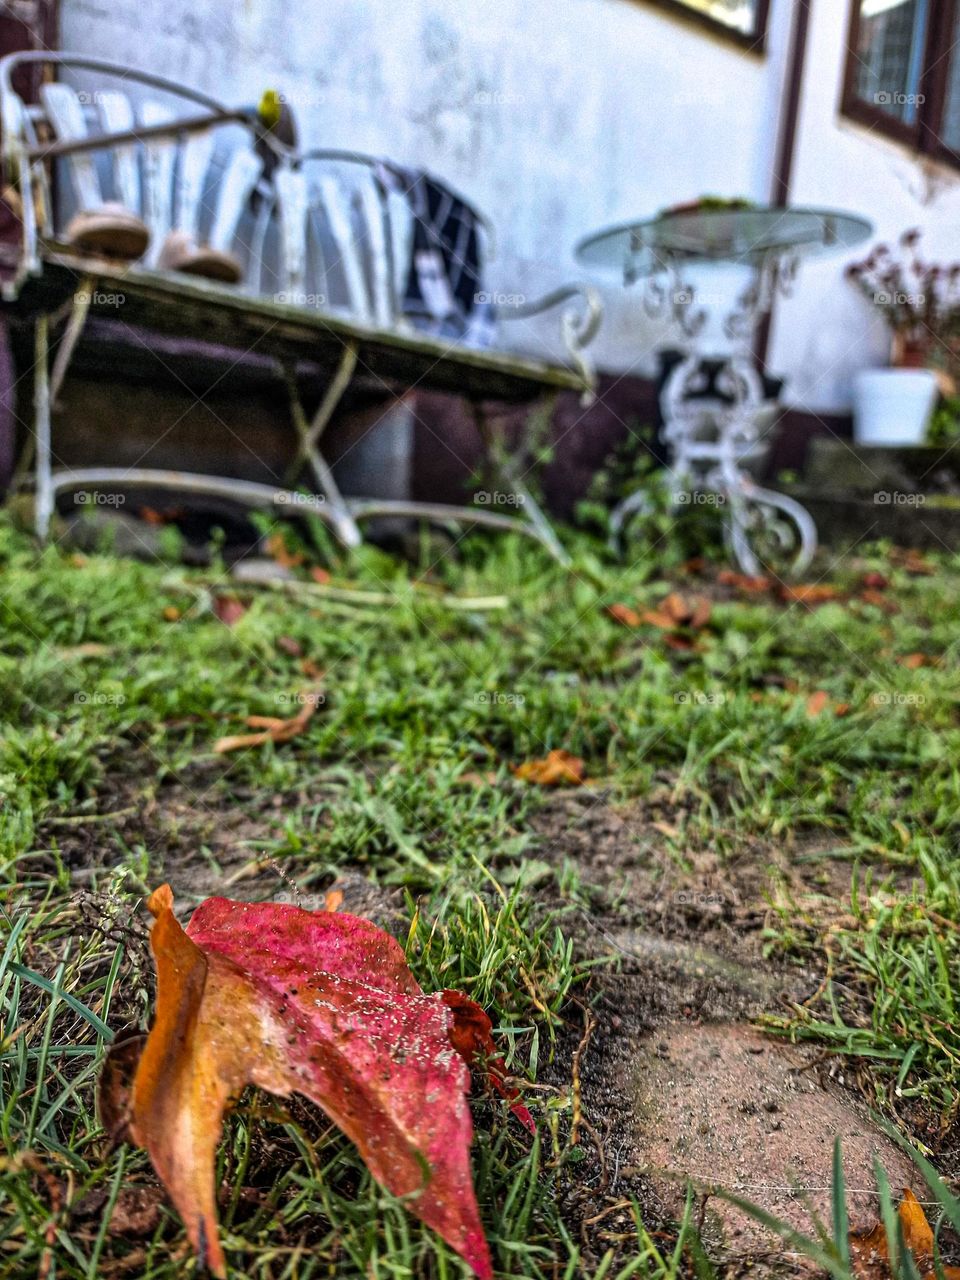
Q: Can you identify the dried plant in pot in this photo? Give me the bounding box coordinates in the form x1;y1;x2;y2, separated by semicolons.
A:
846;230;960;446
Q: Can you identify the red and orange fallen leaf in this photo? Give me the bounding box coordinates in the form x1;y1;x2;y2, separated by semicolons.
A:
512;749;585;786
850;1188;960;1279
99;887;533;1279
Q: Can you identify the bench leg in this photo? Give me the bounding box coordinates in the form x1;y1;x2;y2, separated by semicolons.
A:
33;314;53;539
51;275;95;406
473;398;570;566
282;345;362;549
12;279;95;502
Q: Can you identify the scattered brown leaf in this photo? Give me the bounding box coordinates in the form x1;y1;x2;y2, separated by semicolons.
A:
850;1188;960;1279
860;588;899;613
805;690;830;718
162;606;181;622
805;690;852;718
716;569;773;594
862;572;889;590
606;602;643;627
266;533;305;569
890;548;935;576
663;633;698;651
513;749;585;787
139;505;185;526
642;593;712;630
899;653;934;669
456;771;498;789
780;583;839;605
212;596;247;627
56;642;113;660
213;686;324;754
679;557;706;575
276;635;303;656
108;1185;164;1238
310;566;332;584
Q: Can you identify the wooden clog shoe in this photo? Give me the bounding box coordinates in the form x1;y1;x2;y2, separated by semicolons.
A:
63;202;150;260
157;230;243;284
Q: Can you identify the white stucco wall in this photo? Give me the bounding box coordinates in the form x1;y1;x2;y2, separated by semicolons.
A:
767;3;960;412
60;0;777;377
59;0;956;411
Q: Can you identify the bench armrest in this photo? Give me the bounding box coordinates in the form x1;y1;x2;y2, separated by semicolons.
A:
498;283;603;398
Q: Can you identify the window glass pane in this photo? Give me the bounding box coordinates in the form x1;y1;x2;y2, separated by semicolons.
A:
941;11;960;152
853;0;930;126
669;0;762;37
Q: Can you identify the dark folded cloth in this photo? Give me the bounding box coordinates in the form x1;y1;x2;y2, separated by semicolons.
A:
377;163;497;348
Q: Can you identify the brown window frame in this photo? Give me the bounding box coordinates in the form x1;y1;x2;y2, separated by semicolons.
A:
841;0;960;170
637;0;770;54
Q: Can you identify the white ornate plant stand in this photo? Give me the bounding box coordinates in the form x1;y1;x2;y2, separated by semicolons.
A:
576;205;872;576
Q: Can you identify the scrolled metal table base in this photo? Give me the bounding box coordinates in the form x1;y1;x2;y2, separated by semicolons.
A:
610;351;816;577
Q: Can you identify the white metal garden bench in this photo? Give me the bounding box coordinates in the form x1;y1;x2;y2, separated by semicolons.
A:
0;54;602;563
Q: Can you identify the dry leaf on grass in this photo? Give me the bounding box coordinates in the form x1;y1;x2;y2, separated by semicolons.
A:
513;749;585;786
456;770;499;789
213;686;324;754
850;1188;960;1279
716;569;773;594
606;602;643;628
805;690;831;718
805;690;851;719
107;1185;164;1238
899;652;935;670
98;887;533;1279
780;583;840;605
642;592;712;630
265;533;305;569
889;548;936;576
860;588;899;612
323;888;344;912
212;596;247;626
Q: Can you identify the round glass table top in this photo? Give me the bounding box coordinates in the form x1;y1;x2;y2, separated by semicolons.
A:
575;205;873;276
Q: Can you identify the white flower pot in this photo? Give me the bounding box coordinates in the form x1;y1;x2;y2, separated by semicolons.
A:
852;369;939;446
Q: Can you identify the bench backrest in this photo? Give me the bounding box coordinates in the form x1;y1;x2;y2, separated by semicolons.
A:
0;54;497;337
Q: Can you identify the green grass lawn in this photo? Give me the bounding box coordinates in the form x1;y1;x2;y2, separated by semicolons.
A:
2;511;960;1277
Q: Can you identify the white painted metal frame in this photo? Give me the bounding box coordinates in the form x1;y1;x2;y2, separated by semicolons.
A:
1;53;603;564
608;251;817;576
